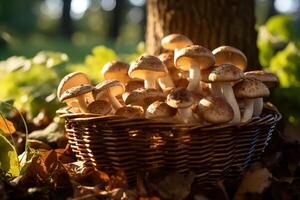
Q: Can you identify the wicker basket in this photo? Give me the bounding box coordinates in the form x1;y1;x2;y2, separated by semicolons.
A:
60;104;281;185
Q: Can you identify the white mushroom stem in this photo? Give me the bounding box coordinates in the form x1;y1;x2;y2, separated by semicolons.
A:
144;77;157;89
158;75;175;92
106;90;122;110
65;99;80;113
95;91;108;101
220;82;241;123
253;98;263;117
187;64;200;91
76;95;89;113
209;82;223;97
178;108;195;123
241;99;254;122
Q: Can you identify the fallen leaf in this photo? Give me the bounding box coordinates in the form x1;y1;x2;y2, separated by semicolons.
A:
0;117;16;136
0;133;20;176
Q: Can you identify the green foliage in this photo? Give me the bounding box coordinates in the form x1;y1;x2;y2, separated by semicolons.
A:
0;44;143;119
258;15;300;125
0;132;20;176
68;46;117;82
0;52;67;119
269;43;300;88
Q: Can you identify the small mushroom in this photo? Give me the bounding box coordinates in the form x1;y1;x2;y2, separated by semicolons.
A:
125;78;144;92
212;46;247;71
244;70;279;89
143;88;165;107
161;33;193;52
59;85;94;113
101;61;130;84
200;66;222;96
122;88;146;107
145;101;177;122
57;72;92;103
158;53;176;92
93;79;125;110
167;87;196;123
197;96;234;124
209;63;244;123
174;45;215;92
115;105;144;119
244;71;279;116
233;78;270;122
87;100;113;115
128;55;168;89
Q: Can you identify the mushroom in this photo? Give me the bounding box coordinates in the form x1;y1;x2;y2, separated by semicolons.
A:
143;88;165;107
125;78;144;92
244;70;279;89
208;64;244;123
157;52;176;92
161;33;193;53
123;88;165;109
57;72;93;105
200;66;222;96
86;100;113;115
93;79;125;110
128;55;168;89
167;87;196;123
244;71;279;116
174;45;215;92
212;46;247;72
59;85;94;113
101;61;130;84
145;101;177;122
122;88;146;107
197;96;234;124
233;78;270;122
115;106;144;119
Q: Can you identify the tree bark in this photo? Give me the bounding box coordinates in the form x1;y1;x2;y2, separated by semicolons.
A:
62;0;73;39
146;0;260;70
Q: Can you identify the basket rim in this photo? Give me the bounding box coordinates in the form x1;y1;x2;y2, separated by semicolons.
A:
60;102;281;130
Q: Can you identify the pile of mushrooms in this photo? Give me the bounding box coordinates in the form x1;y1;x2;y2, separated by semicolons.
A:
57;34;279;125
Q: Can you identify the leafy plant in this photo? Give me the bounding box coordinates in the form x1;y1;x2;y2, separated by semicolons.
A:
258;15;300;125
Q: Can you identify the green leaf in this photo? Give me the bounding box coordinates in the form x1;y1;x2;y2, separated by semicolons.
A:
0;131;20;176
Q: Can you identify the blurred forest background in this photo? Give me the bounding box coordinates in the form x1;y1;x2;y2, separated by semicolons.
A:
0;0;300;133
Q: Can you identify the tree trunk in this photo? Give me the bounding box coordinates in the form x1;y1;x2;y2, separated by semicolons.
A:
146;0;260;70
62;0;73;39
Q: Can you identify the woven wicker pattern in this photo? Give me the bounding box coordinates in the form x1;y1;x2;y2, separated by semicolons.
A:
62;107;281;185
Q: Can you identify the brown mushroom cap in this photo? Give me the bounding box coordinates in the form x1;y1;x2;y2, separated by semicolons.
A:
161;34;193;50
212;46;247;71
125;78;144;92
167;87;194;109
101;61;130;83
115;106;144;118
174;45;215;71
233;78;270;99
146;101;177;119
200;66;216;83
57;72;90;99
158;52;175;69
209;63;244;82
94;79;124;97
59;84;94;102
198;96;234;124
143;88;165;106
244;70;279;88
122;88;145;106
87;100;112;115
128;55;168;79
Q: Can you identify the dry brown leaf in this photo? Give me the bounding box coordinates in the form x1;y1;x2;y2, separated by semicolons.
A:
0;117;16;136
